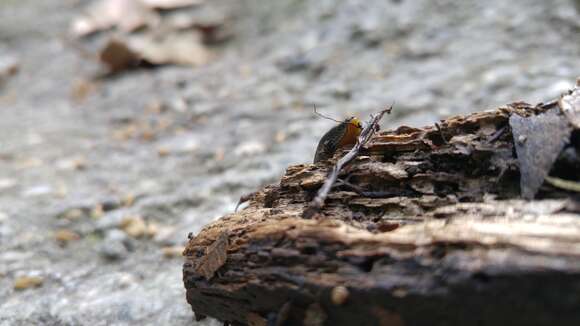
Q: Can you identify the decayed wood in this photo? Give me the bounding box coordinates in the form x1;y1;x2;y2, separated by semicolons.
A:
184;87;580;326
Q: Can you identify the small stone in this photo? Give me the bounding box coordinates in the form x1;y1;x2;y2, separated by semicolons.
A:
157;146;170;157
99;229;130;260
392;288;408;298
91;204;105;219
21;184;53;197
55;229;81;244
0;211;7;223
0;178;17;191
122;194;136;207
162;245;185;258
120;216;147;238
14;275;44;290
214;147;225;161
145;222;159;237
234;141;266;157
517;135;527;144
331;286;349;305
117;273;137;289
56;157;87;171
61;208;84;220
152;225;177;245
274;131;287;143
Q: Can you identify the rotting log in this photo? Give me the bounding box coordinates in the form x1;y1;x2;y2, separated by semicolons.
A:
184;83;580;326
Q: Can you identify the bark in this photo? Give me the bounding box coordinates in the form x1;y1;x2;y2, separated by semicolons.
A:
183;86;580;326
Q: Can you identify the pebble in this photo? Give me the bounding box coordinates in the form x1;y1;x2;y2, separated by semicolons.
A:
331;286;349;305
98;230;131;261
14;275;44;290
161;246;185;258
54;229;81;244
0;178;17;191
21;184;53;197
120;216;147;238
234;141;266;157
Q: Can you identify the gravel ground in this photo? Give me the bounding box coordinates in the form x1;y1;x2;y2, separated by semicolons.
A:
0;0;579;325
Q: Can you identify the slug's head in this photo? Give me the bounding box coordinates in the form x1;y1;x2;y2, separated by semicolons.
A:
347;117;363;130
340;117;363;145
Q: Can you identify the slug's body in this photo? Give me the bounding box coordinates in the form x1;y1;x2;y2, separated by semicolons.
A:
313;117;363;163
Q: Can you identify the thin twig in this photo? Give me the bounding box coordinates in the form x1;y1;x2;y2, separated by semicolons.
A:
303;105;393;218
487;125;507;143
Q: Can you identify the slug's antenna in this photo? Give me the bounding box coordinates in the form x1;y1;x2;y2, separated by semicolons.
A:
313;104;342;123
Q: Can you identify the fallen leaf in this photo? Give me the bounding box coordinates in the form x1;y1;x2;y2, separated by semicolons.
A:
99;38;143;74
71;0;159;37
194;232;228;280
510;109;571;199
129;31;212;66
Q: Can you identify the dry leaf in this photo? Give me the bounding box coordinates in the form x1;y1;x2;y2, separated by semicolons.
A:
129;31;212;66
99;38;143;73
71;0;159;37
194;232;228;280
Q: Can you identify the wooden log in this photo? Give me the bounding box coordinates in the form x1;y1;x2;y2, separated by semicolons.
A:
184;86;580;326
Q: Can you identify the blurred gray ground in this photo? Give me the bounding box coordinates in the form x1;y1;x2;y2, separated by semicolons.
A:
0;0;579;325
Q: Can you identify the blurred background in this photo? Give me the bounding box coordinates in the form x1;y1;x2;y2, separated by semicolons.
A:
0;0;579;325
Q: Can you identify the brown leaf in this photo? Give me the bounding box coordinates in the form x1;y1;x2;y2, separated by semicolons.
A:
510;109;571;199
99;38;143;73
194;232;228;280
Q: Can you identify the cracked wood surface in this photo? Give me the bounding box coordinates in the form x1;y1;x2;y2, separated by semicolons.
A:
184;99;580;326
